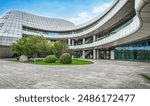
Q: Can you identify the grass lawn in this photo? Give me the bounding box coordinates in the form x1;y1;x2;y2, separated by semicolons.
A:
29;59;94;65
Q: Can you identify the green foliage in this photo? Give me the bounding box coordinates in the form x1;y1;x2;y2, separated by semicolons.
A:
11;37;30;56
11;36;54;58
44;55;57;63
59;53;72;64
54;40;69;58
26;36;50;57
11;36;71;59
47;42;55;55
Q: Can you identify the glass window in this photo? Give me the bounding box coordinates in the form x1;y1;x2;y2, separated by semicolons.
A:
115;40;150;62
0;23;4;28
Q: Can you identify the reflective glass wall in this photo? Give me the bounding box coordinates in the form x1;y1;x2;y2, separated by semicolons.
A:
115;40;150;62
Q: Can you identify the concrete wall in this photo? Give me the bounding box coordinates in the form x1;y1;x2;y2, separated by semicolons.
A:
0;46;13;58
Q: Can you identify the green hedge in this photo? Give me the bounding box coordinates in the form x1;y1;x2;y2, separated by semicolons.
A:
60;53;72;64
44;55;57;63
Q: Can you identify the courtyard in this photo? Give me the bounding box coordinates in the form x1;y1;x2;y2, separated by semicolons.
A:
0;59;150;89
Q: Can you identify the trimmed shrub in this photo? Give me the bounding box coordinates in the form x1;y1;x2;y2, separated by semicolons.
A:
60;53;72;64
44;55;57;63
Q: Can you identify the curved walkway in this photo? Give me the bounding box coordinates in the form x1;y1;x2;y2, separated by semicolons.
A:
0;59;150;89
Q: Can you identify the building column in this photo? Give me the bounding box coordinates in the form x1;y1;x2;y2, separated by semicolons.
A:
110;50;115;60
93;49;96;59
68;39;71;45
93;35;96;42
83;38;85;44
72;39;74;46
82;50;85;59
97;49;99;59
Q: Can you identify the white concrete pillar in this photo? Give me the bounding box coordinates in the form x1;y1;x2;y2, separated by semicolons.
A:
93;35;96;42
83;38;85;44
97;50;99;59
111;50;115;60
72;39;74;45
68;39;71;45
82;50;85;59
93;49;96;59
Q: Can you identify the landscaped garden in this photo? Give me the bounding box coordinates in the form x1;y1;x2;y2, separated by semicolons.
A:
29;59;93;65
11;35;93;65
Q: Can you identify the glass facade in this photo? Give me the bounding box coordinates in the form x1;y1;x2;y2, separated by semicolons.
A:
23;26;60;35
74;51;82;58
115;40;150;62
98;50;110;59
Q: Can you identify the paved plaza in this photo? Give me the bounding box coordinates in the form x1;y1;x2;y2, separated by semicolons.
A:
0;59;150;89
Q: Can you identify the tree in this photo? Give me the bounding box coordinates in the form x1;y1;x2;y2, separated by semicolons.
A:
47;42;55;55
54;40;69;58
27;36;49;57
11;35;52;58
11;36;72;59
11;37;31;57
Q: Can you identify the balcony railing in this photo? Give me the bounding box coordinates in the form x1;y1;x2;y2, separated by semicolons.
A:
69;16;141;49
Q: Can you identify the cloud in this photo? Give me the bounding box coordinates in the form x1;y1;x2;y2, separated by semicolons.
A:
68;12;93;25
78;12;89;18
67;2;112;25
93;3;111;13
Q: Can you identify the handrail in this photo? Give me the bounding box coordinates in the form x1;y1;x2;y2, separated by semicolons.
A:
69;16;141;49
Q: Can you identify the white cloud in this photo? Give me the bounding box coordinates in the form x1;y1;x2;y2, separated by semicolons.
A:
78;12;89;18
67;2;112;25
68;13;93;25
93;3;111;13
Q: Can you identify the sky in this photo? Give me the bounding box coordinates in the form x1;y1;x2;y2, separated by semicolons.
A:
0;0;112;25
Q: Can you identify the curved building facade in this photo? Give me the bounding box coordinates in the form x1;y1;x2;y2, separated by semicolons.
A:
0;0;150;62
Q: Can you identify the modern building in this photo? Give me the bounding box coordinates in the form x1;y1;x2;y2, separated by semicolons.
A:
0;0;150;62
